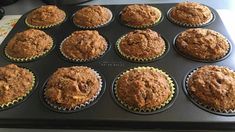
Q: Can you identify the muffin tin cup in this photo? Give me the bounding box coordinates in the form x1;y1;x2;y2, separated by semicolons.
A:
172;32;232;63
4;37;54;62
111;66;178;115
0;68;37;111
41;67;106;113
25;11;66;29
166;7;215;28
59;34;109;63
183;66;235;116
73;8;113;29
119;7;163;29
115;34;169;63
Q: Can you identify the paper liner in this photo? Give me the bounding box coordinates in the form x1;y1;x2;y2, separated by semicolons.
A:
120;7;162;29
43;67;103;112
185;67;235;114
25;11;66;29
73;8;113;29
167;7;214;27
0;68;36;109
116;34;166;62
174;31;231;62
113;67;175;113
60;35;108;62
5;37;54;62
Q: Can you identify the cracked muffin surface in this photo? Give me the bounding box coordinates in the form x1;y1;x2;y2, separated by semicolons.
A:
44;66;101;109
26;5;66;27
73;5;112;27
120;4;161;27
170;2;212;25
116;68;172;109
61;30;107;61
0;64;34;105
118;29;165;59
6;29;53;59
188;65;235;110
176;28;229;60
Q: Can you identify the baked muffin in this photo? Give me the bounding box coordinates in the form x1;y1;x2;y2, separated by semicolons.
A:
5;29;53;61
120;4;162;28
115;67;174;111
73;5;112;28
44;66;102;109
60;30;107;61
176;28;229;61
169;2;213;26
117;29;166;61
0;64;35;107
188;65;235;111
26;5;66;28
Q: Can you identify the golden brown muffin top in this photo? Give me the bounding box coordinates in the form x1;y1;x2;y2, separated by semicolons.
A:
189;65;235;110
117;68;172;109
61;30;107;61
176;28;229;60
73;5;112;27
170;2;212;25
0;64;34;105
26;5;66;26
119;29;165;59
120;4;161;26
6;29;53;59
45;66;101;109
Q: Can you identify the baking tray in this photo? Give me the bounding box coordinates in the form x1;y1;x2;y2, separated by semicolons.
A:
0;3;235;130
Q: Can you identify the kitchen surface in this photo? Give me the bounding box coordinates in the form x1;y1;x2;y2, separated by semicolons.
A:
0;0;235;131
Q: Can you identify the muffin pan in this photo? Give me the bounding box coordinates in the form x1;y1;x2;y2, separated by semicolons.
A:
0;3;235;130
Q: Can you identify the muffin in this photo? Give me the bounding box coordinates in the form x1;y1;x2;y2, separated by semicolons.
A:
168;2;213;27
60;30;107;62
117;29;166;62
120;4;162;28
175;28;229;61
5;29;53;62
0;64;35;107
44;66;102;110
73;5;112;28
26;5;66;28
188;65;235;112
115;67;174;112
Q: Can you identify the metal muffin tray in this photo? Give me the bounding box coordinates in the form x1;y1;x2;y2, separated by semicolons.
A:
0;3;235;130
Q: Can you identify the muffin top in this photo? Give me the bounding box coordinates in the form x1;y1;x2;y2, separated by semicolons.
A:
44;66;101;109
26;5;66;27
170;2;212;25
188;65;235;110
120;4;161;27
61;30;107;61
118;29;165;59
0;64;34;105
73;5;112;27
176;28;229;60
5;29;53;59
116;67;172;109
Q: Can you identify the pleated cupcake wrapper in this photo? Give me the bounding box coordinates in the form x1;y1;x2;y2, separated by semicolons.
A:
25;11;66;29
167;7;214;27
121;7;162;29
73;8;113;29
0;69;35;108
60;35;108;62
185;68;235;114
44;67;103;112
5;38;54;62
175;31;231;62
116;35;166;62
114;66;175;113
